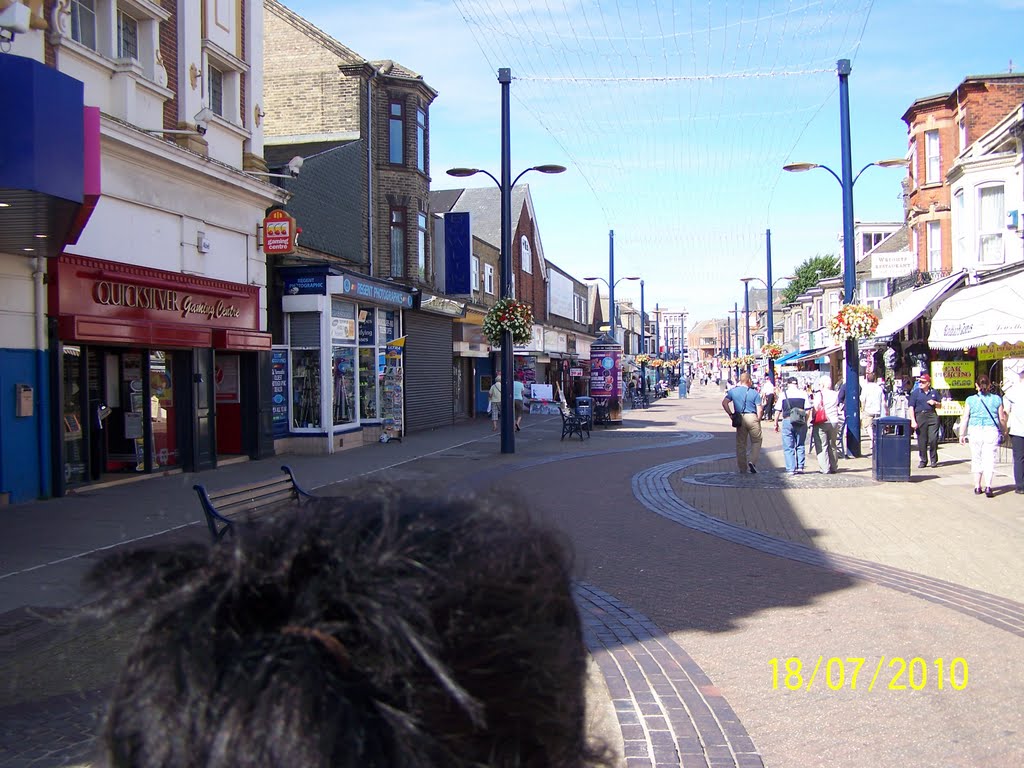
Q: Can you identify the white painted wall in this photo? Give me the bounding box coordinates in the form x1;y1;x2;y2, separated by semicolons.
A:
0;254;37;350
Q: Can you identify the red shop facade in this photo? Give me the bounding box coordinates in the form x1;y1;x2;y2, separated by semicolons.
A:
48;254;275;494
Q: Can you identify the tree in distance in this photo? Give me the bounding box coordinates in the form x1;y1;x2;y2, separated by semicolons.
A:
780;254;841;305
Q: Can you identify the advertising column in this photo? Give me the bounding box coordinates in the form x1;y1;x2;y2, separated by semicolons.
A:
590;335;623;424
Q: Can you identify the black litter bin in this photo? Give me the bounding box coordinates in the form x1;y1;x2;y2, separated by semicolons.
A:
873;416;911;481
575;396;593;430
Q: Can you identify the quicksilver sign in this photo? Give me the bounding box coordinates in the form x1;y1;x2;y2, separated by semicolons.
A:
94;281;240;320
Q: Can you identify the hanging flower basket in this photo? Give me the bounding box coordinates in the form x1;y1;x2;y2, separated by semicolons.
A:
635;353;652;365
828;304;879;343
482;298;534;347
648;358;663;368
760;342;784;360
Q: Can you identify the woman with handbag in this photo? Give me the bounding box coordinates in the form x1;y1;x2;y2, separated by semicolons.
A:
809;375;840;474
959;374;1006;497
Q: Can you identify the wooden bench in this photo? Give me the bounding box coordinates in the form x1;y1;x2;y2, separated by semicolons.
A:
194;465;315;542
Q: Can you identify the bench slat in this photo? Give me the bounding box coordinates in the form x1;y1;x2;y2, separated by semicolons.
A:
215;488;298;516
207;477;295;502
210;480;295;506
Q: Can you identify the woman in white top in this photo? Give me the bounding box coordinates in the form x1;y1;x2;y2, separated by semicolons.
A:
809;375;840;474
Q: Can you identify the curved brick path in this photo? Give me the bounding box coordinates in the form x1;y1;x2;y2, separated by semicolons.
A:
577;582;764;768
632;453;1024;638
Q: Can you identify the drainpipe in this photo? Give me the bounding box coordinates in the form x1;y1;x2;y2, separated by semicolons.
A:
33;258;51;498
367;64;380;276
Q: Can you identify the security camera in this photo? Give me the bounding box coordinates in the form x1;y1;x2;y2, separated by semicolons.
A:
194;107;215;136
286;156;304;177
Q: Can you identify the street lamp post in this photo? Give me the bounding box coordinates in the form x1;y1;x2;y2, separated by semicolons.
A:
732;303;740;381
655;303;661;384
446;67;566;455
640;280;647;395
740;279;753;375
782;59;906;457
741;268;796;382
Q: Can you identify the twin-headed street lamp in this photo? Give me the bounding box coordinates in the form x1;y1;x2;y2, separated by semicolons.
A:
782;59;907;458
740;273;795;380
447;67;566;455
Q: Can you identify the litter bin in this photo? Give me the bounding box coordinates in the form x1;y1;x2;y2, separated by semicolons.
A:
873;416;911;481
575;396;593;430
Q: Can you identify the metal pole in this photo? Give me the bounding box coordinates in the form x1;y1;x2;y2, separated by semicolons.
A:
608;230;615;338
640;280;647;394
743;282;752;376
734;303;741;381
766;228;776;382
498;67;515;454
838;58;861;458
654;303;660;384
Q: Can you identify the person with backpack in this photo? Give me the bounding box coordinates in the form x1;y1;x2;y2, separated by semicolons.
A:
775;376;808;475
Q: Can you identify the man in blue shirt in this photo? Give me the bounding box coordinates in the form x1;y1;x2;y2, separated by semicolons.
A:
908;372;941;468
722;372;763;473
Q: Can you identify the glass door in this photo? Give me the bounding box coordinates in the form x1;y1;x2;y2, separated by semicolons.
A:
61;346;87;485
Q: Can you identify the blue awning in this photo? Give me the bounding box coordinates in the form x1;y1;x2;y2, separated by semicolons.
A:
774;349;806;365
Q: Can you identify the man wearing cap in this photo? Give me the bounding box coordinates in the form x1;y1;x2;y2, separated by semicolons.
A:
1002;366;1024;494
908;372;941;468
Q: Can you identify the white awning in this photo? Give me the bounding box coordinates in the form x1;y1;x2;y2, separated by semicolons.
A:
928;271;1024;350
869;271;966;343
789;345;842;364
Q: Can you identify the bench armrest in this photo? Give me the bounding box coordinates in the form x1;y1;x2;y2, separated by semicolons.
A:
280;465;315;499
193;484;235;542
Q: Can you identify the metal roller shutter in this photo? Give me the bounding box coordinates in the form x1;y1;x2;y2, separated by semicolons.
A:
403;311;454;432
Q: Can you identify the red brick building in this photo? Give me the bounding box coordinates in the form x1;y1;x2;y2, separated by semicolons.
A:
902;74;1024;275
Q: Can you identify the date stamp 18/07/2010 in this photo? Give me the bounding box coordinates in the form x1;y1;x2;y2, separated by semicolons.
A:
769;657;969;692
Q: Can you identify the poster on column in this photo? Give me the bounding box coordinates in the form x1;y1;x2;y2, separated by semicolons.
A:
589;343;620;399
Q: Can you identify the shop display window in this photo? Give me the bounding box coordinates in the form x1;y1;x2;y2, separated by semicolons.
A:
62;346;86;485
149;351;177;467
291;349;321;428
332;346;356;426
359;347;378;419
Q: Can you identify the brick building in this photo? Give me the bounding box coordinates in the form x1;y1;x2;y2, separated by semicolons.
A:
262;1;458;444
902;74;1024;275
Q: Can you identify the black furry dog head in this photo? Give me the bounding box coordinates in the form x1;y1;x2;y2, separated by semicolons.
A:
88;485;596;768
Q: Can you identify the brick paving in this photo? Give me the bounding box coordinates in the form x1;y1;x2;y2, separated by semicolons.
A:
1;385;1022;767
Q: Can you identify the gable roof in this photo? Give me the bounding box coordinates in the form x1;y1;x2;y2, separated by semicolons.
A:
435;184;549;280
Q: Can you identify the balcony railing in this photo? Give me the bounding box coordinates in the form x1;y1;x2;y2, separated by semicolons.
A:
888;269;951;295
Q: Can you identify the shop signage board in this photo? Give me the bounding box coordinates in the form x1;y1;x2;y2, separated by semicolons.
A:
978;341;1024;361
569;367;583;377
328;273;414;309
381;337;406;442
263;209;298;255
271;348;289;438
281;266;328;296
930;360;975;390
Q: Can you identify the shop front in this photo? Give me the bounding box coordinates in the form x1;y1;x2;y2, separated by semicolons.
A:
279;267;412;451
48;254;272;493
453;311;489;419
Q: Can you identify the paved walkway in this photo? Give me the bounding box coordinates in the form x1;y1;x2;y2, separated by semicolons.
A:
1;384;1022;767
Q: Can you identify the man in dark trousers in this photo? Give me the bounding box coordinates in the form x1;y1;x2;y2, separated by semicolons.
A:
908;372;941;468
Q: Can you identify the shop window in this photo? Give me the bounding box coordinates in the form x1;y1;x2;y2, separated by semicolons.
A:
62;346;87;485
390;208;405;277
150;350;177;467
978;184;1005;264
289;313;321;429
332;347;356;426
389;101;404;164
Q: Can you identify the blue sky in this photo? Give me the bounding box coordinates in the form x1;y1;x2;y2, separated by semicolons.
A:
282;0;1023;323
